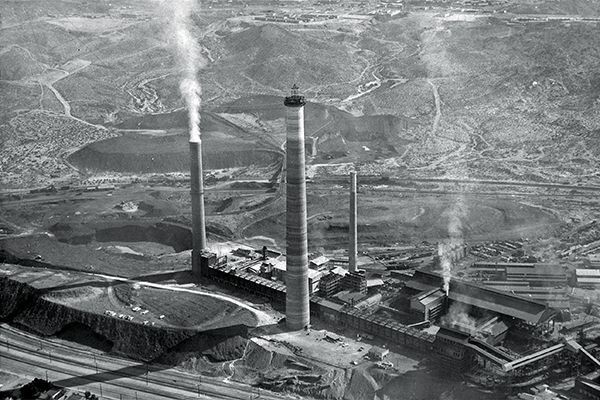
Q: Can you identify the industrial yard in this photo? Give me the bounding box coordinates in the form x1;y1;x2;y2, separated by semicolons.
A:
3;0;600;399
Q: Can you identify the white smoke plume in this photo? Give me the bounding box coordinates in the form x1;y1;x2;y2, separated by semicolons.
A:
441;301;477;334
160;0;206;143
439;195;466;295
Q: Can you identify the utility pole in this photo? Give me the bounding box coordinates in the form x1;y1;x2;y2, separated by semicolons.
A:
94;354;98;374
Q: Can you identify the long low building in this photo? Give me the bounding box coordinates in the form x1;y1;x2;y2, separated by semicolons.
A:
470;262;568;287
480;281;570;310
407;270;557;326
575;269;600;288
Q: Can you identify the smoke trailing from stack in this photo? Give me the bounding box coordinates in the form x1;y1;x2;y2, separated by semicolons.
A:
160;0;207;270
284;85;310;331
439;195;466;295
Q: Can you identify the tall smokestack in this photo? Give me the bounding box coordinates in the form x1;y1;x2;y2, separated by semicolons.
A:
284;84;310;331
349;171;357;273
190;136;207;276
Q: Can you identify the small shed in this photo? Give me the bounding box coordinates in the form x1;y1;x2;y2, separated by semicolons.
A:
368;346;389;361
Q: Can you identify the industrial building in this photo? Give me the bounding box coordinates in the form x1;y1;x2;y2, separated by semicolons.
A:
185;86;598;388
480;281;570;309
470;262;568;287
406;270;557;327
575;269;600;288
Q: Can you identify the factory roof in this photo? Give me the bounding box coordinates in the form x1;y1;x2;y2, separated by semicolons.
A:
577;379;600;396
310;255;330;267
472;262;567;278
436;326;470;344
576;269;600;277
485;320;510;337
416;288;445;307
366;278;385;288
334;290;367;305
331;266;348;276
577;277;600;284
311;296;345;311
273;262;323;280
473;261;537;268
410;271;556;324
367;346;389;359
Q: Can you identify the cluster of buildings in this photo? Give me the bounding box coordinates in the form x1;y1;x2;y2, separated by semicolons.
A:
254;12;338;23
184;86;600;392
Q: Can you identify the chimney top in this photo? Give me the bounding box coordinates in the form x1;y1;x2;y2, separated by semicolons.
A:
284;84;306;107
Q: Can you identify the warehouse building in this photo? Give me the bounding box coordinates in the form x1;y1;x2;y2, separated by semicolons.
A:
470;262;568;287
407;270;557;328
575;269;600;288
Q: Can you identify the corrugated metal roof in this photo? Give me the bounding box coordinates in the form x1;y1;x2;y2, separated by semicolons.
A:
577;277;600;283
310;255;330;266
410;270;554;324
576;269;600;276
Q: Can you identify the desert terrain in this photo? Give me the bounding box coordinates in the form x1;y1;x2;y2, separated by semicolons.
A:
2;0;600;399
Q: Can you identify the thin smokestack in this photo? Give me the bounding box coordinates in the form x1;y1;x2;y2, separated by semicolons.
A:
190;136;207;274
284;84;310;331
349;171;357;273
160;0;207;275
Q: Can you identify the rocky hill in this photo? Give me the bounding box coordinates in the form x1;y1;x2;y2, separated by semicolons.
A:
0;46;45;80
216;24;364;94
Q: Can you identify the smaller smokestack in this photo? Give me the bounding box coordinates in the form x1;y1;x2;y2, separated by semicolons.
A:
262;245;267;261
349;171;357;273
190;137;207;276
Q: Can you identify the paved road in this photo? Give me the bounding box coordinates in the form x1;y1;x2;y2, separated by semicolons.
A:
0;324;284;400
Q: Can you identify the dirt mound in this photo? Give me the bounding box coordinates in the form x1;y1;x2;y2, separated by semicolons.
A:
50;221;193;252
0;232;184;278
160;333;249;364
55;322;113;352
68;131;281;173
344;368;380;400
0;46;45;80
231;339;352;400
0;268;256;361
217;95;414;160
243;194;561;249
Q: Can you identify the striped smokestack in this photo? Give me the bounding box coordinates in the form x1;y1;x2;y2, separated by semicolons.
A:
284;84;310;330
190;136;207;276
349;171;357;273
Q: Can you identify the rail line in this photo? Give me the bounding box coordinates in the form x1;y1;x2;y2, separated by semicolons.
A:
0;325;280;399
